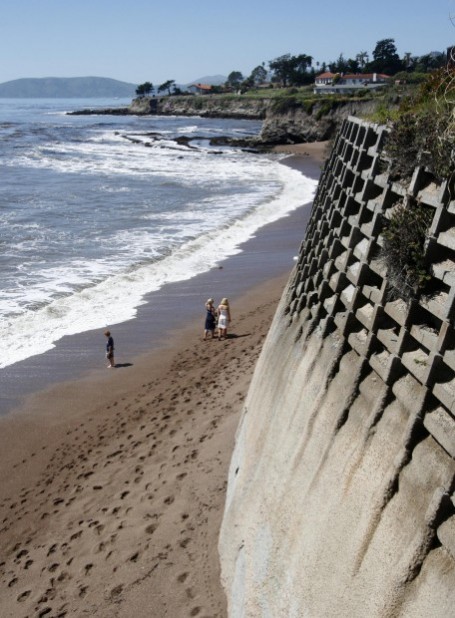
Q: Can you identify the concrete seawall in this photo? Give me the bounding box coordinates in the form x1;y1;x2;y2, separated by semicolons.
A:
219;116;455;616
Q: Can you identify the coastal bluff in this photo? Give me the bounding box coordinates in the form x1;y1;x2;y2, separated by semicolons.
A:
219;116;455;616
72;95;378;145
130;95;377;144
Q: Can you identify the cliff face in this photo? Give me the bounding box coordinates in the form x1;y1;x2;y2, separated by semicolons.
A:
219;117;455;617
129;95;269;119
128;95;377;144
259;98;378;144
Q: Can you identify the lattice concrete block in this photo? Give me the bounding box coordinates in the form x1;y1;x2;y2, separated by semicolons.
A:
424;406;455;459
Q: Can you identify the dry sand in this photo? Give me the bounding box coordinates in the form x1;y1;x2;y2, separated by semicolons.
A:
0;277;285;618
0;144;326;618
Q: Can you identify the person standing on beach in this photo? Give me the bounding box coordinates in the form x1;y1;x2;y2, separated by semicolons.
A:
203;298;217;340
105;330;115;368
217;298;231;340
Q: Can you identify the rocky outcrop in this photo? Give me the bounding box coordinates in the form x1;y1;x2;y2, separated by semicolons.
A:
258;98;379;144
219;116;455;617
128;95;269;119
70;94;383;145
129;95;377;144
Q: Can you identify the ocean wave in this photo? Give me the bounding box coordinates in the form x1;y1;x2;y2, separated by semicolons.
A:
0;164;316;368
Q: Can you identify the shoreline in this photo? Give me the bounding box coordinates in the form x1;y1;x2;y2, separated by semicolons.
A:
0;147;325;417
0;274;288;617
0;144;326;617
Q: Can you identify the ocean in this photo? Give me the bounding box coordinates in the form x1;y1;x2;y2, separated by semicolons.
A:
0;98;317;371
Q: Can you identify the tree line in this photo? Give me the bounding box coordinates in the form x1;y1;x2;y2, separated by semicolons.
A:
136;79;182;96
136;38;447;96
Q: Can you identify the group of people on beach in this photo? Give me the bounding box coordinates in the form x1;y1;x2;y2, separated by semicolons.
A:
203;297;231;341
103;297;231;369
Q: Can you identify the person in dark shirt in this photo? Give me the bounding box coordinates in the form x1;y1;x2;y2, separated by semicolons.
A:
203;298;216;340
104;330;115;368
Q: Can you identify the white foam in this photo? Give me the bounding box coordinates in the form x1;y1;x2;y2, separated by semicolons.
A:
0;164;316;368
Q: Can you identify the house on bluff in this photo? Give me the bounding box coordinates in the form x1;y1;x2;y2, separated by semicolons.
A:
187;83;213;95
314;71;390;94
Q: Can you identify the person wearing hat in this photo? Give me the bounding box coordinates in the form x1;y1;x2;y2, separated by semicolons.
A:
203;298;217;340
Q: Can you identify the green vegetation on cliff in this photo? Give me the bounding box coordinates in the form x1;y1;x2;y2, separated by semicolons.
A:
377;67;455;302
384;68;455;182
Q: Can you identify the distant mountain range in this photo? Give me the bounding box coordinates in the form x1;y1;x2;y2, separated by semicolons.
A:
189;75;227;86
0;75;229;98
0;77;138;98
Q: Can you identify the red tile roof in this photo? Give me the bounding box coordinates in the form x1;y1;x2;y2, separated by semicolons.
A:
191;83;213;90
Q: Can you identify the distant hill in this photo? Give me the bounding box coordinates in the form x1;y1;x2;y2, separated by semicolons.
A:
0;76;138;98
187;75;227;86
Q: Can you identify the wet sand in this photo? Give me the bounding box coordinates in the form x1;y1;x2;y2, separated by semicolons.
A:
0;144;327;618
0;149;325;416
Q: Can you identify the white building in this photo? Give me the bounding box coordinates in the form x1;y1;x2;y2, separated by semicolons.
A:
314;72;390;94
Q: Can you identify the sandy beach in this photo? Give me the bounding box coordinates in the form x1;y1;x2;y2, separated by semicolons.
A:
0;144;326;618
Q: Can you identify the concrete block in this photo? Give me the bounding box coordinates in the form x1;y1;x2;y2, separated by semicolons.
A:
369;350;402;385
424;406;455;458
437;516;455;560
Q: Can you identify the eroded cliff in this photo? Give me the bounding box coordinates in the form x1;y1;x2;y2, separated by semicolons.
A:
219;117;455;617
128;95;378;144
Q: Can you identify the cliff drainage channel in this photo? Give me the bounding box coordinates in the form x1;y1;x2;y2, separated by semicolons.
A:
219;116;455;617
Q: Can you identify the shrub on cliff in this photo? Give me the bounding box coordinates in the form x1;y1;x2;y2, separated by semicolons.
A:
380;198;432;301
385;68;455;182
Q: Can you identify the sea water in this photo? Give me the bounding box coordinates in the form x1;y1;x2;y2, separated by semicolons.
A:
0;98;317;369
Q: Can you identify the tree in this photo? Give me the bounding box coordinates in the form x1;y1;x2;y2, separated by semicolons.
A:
330;53;349;74
346;58;360;73
414;52;446;72
288;54;313;85
269;54;292;85
249;64;268;85
269;53;313;86
368;38;403;75
355;51;369;70
136;81;153;96
403;52;413;70
226;71;244;88
158;80;176;95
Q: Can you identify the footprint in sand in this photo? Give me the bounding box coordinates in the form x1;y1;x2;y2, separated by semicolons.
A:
15;548;28;560
110;584;124;599
84;563;93;575
180;538;191;548
17;589;31;602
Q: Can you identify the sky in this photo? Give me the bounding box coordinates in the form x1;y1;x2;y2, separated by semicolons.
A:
2;0;455;86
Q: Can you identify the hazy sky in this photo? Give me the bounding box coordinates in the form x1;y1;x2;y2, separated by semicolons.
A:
2;0;455;85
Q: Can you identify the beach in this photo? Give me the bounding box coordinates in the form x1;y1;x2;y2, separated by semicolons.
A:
0;144;326;618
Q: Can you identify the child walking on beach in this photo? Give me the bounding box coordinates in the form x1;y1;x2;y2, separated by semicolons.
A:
105;330;115;368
